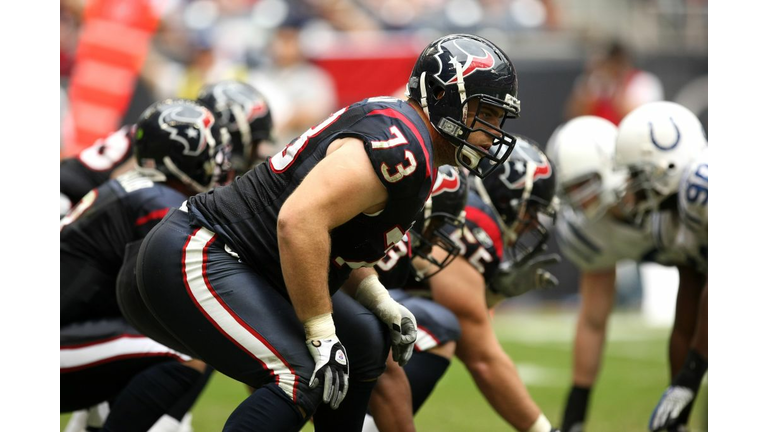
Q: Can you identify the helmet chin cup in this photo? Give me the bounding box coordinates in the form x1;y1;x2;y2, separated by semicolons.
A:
457;146;482;170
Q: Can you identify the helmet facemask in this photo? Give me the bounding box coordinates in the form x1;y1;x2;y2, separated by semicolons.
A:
616;164;668;226
504;198;555;265
474;155;556;265
410;198;466;281
434;94;519;178
561;172;621;221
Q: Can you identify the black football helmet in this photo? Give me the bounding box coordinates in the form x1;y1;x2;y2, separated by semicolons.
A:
406;34;521;178
197;80;273;174
473;135;557;264
133;99;227;194
410;165;469;280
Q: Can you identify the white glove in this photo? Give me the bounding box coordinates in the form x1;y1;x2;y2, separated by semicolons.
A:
648;386;694;431
355;276;417;366
304;314;349;409
491;253;561;298
648;348;706;431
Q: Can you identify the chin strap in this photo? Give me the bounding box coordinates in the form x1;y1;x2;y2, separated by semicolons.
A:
162;156;212;194
447;57;468;123
231;104;252;160
472;175;513;243
419;72;430;117
134;166;167;182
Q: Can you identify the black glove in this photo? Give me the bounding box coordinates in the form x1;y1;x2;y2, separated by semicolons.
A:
491;253;561;298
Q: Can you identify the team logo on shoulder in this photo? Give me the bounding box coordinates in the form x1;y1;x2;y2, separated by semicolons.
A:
159;106;215;156
431;168;460;196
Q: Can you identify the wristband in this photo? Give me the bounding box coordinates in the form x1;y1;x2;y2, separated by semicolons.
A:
673;348;708;389
525;413;553;432
355;275;391;310
304;313;336;340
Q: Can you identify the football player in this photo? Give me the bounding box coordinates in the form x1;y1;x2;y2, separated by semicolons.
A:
61;99;230;431
428;138;561;432
197;79;274;175
60;80;273;218
608;104;709;432
370;138;561;432
647;149;708;432
366;165;468;432
115;34;522;431
60;125;136;217
613;102;708;432
549;115;656;432
550;104;707;432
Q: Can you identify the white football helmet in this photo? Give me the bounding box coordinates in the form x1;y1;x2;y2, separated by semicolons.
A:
546;116;625;220
614;101;707;224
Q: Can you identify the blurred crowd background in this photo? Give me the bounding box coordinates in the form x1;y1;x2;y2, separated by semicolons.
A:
59;0;707;317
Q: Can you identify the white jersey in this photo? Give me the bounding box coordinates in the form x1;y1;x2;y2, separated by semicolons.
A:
555;205;656;272
652;151;708;273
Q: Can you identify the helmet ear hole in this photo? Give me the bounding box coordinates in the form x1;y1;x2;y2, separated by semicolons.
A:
431;84;445;100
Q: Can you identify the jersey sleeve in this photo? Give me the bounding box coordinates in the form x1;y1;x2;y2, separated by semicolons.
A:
678;154;708;236
359;108;434;200
554;212;615;272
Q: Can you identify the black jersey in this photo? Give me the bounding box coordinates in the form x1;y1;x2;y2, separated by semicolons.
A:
187;97;436;295
440;191;503;285
60;171;187;324
375;232;413;290
60;126;134;207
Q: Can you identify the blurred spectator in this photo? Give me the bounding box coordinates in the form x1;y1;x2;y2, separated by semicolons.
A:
565;42;664;124
248;20;338;146
60;2;82;79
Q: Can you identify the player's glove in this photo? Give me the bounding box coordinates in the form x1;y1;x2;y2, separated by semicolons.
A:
304;314;349;410
491;253;561;298
648;349;707;431
355;275;417;366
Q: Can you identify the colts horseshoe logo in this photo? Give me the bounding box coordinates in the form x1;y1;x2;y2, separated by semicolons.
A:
649;117;681;151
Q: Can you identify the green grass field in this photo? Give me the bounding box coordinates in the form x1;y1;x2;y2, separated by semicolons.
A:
61;308;706;431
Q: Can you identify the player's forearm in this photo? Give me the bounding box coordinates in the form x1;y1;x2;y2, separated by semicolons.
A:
459;344;540;430
277;214;333;323
340;267;378;298
369;354;417;432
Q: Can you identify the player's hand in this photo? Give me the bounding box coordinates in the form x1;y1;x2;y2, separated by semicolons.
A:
648;385;694;431
491;253;561;298
369;300;417;366
355;275;418;366
389;303;417;366
648;349;707;431
305;335;349;409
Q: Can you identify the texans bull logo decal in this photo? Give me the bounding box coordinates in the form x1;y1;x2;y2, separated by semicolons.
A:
159;106;214;156
501;153;552;190
431;169;461;196
433;39;496;86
